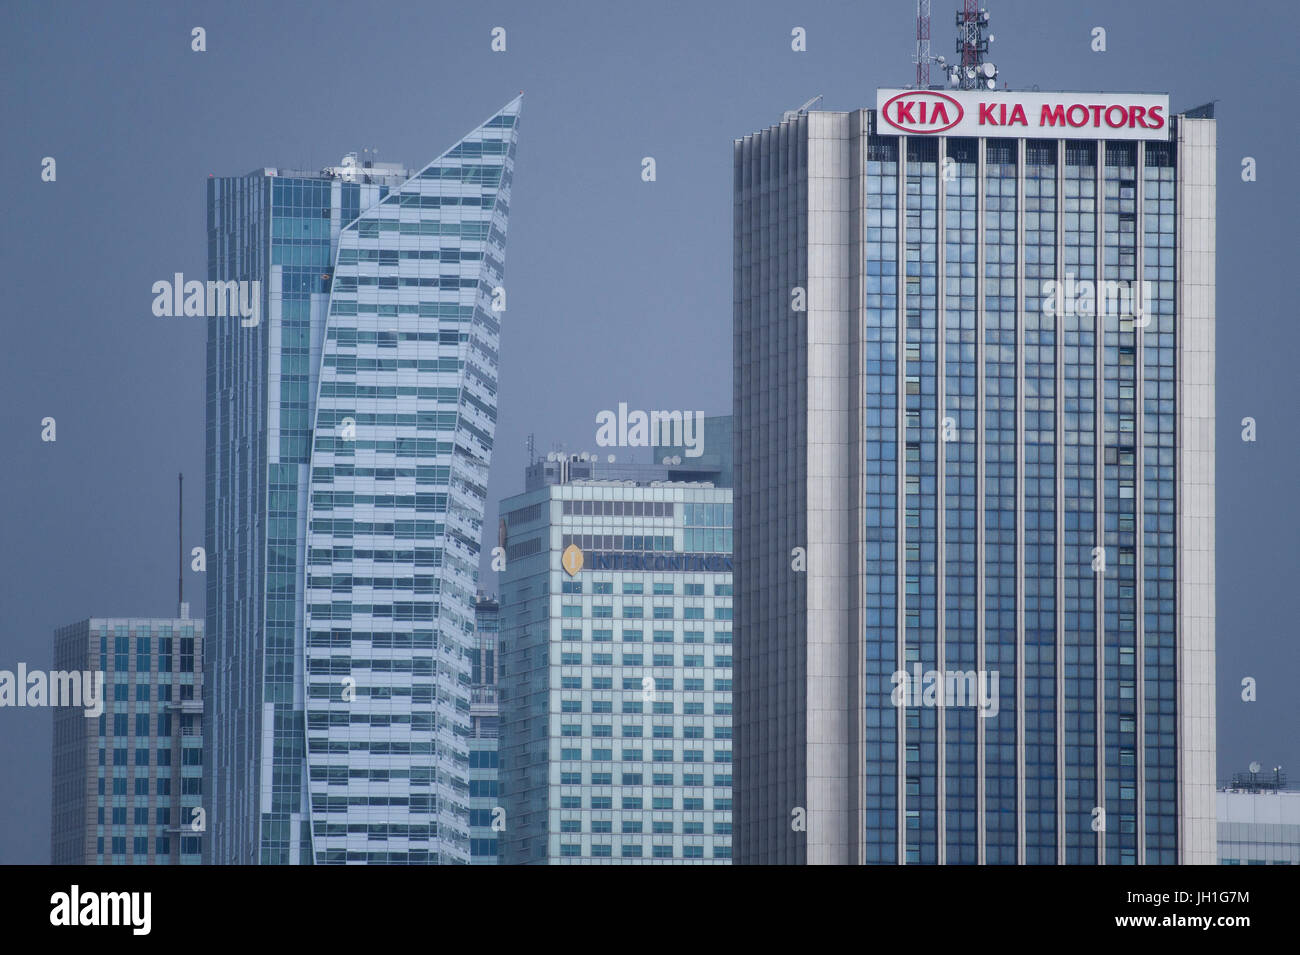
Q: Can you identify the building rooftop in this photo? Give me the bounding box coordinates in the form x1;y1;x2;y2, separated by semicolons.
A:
250;152;411;185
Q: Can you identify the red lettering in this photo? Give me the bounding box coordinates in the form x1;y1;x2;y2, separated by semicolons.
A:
887;93;1165;135
881;91;964;133
1040;104;1067;127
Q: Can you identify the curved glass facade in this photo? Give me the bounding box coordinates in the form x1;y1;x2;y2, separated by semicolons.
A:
205;96;521;864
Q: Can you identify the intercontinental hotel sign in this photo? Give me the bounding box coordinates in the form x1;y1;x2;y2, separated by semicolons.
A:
561;544;732;576
875;89;1171;141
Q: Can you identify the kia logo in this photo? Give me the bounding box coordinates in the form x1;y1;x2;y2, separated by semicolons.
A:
881;90;963;134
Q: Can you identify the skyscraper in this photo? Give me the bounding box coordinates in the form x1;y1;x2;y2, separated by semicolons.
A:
732;89;1214;864
51;610;204;864
205;95;521;864
1217;769;1298;866
499;444;734;863
468;594;501;864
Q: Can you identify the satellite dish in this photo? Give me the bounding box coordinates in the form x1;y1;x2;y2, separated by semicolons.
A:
966;67;976;79
1250;761;1261;774
986;78;996;90
982;62;996;78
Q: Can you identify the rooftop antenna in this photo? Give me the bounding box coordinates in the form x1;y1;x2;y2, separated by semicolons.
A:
914;0;932;87
948;2;998;90
526;432;536;465
177;473;187;619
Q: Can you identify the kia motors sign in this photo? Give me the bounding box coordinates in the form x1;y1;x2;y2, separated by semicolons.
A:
875;89;1170;141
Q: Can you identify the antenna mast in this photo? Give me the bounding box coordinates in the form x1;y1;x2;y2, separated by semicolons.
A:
947;2;998;90
177;473;184;615
914;0;932;87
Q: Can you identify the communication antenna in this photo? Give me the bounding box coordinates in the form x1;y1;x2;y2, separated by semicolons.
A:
914;0;932;87
177;473;185;617
948;2;998;90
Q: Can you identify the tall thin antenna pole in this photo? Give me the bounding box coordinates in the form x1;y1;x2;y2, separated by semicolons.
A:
178;472;184;614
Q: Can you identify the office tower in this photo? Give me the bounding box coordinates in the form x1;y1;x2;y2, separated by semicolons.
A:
733;88;1215;864
205;95;522;864
658;414;735;489
51;610;204;864
469;594;501;864
499;447;734;863
1217;769;1298;865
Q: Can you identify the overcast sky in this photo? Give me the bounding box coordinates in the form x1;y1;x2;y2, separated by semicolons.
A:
1;0;1295;862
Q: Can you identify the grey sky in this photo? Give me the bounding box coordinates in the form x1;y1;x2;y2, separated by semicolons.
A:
1;0;1295;862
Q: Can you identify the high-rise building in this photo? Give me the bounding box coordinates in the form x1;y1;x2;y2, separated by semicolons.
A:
658;414;734;490
51;609;204;864
204;95;522;864
1217;770;1298;866
469;594;501;864
733;88;1215;864
499;447;734;863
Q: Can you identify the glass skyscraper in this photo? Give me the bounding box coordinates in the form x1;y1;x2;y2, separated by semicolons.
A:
499;452;734;863
732;91;1215;864
204;95;521;864
468;594;501;864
